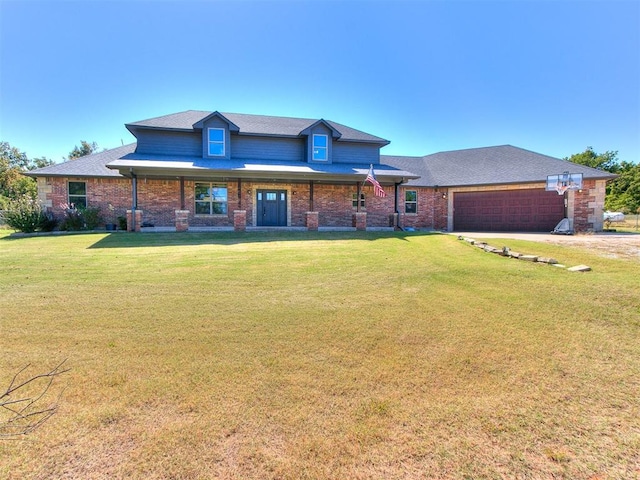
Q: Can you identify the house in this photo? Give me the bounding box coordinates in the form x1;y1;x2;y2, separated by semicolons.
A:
27;110;616;233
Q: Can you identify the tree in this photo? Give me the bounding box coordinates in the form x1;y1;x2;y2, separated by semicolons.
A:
0;142;54;208
566;146;639;214
605;161;640;213
68;141;98;160
565;146;620;173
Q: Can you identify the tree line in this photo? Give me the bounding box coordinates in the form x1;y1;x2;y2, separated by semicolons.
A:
565;147;640;214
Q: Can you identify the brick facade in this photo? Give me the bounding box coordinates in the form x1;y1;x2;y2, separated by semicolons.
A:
40;177;131;226
37;176;607;232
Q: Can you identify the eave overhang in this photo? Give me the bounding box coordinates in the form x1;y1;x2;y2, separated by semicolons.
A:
106;157;419;184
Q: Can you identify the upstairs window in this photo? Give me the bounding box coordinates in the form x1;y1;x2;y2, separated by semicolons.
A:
405;190;417;214
68;181;87;209
312;134;328;161
208;128;225;156
195;183;228;215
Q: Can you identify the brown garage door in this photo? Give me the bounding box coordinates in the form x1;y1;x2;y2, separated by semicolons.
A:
453;189;565;232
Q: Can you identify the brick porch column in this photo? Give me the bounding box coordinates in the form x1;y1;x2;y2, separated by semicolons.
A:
234;210;246;232
126;210;143;232
306;211;319;231
353;212;367;231
175;210;189;232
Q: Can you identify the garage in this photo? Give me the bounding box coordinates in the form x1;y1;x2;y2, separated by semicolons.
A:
453;189;565;232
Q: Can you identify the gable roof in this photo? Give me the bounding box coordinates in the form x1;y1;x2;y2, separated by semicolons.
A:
383;145;618;187
25;143;135;178
126;110;389;145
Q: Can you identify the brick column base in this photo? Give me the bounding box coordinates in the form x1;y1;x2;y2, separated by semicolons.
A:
306;212;319;231
353;212;367;231
175;210;189;232
234;210;247;232
126;210;143;232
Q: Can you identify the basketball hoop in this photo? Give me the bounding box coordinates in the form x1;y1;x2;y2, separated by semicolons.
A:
546;171;583;196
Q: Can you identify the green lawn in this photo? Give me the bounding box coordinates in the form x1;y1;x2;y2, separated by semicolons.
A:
1;230;638;479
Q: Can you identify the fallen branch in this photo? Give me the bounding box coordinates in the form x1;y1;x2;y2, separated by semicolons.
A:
0;359;70;438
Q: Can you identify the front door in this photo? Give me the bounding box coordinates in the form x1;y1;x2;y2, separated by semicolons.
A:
257;190;287;226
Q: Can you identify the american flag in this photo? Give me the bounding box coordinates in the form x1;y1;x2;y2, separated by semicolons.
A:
365;165;387;197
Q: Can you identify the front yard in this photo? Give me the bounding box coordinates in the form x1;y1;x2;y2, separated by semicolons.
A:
1;230;638;479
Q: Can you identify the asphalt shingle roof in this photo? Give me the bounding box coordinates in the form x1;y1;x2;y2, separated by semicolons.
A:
26;144;135;177
382;145;617;187
126;110;389;144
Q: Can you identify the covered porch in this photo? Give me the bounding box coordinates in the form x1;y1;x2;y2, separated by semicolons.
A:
107;156;418;232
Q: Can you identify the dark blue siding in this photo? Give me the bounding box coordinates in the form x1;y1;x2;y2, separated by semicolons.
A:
202;117;231;160
306;124;333;164
232;136;304;161
136;130;201;156
333;142;380;165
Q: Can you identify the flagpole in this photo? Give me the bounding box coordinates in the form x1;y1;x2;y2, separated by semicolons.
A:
362;165;373;188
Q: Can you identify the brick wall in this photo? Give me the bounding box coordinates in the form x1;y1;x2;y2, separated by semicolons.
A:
399;187;447;230
573;179;605;232
43;177;131;225
39;176;604;231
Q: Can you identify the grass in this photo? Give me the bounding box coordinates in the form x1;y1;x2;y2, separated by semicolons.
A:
1;230;639;479
605;214;640;233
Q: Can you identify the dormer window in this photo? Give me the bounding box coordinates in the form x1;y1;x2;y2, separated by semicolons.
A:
208;128;225;156
312;134;328;161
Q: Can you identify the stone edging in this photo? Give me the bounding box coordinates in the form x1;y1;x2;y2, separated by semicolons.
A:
457;236;591;272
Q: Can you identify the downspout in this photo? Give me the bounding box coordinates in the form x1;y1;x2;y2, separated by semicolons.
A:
130;168;138;231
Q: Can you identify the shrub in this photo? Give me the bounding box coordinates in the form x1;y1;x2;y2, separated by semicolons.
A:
59;204;102;231
82;207;101;230
1;197;46;233
117;215;127;231
59;204;84;231
39;211;58;232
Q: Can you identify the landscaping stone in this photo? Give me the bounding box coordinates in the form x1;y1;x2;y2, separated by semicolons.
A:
552;264;566;268
567;264;591;272
536;257;559;264
519;255;538;262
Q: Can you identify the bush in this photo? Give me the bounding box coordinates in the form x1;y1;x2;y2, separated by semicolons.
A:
1;197;47;233
117;215;127;231
82;207;101;230
59;204;102;231
59;204;84;231
39;211;58;232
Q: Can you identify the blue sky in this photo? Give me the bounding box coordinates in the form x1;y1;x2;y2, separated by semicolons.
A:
1;0;638;164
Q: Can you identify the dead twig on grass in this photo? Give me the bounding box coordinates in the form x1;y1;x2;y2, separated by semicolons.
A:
0;359;70;438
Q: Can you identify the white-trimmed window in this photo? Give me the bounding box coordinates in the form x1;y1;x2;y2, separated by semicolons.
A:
352;192;365;209
405;190;417;214
195;183;228;215
68;181;87;209
208;128;225;156
312;134;328;161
